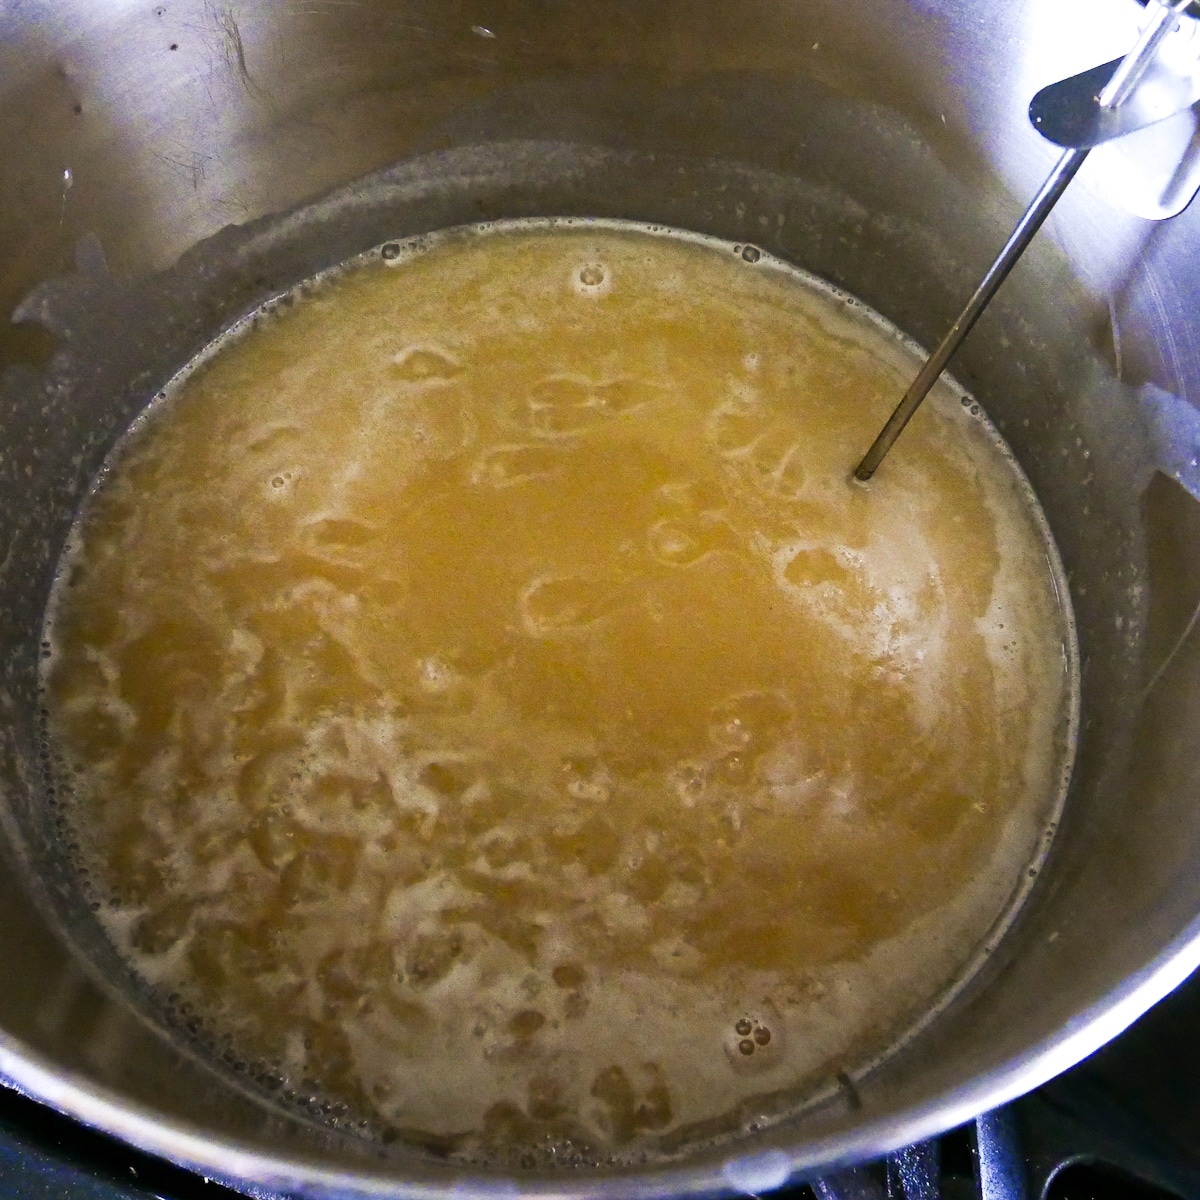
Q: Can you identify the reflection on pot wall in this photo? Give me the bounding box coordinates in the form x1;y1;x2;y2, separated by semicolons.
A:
0;0;1199;1195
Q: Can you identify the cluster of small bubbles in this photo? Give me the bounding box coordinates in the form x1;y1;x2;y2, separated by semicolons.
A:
648;520;699;564
724;1017;772;1056
724;1009;781;1073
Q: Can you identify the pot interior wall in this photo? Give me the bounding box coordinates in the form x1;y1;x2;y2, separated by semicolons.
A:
0;0;1198;1191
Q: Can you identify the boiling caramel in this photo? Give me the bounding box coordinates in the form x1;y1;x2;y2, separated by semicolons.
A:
42;222;1075;1165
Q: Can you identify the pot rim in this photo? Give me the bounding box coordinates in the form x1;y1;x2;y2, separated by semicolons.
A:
4;911;1200;1197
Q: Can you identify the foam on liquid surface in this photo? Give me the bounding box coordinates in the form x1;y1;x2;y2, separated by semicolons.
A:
41;223;1075;1165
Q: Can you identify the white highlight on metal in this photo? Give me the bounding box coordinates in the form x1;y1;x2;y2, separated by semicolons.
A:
722;1149;793;1194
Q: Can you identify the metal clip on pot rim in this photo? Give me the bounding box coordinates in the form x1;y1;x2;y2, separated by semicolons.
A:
854;0;1199;482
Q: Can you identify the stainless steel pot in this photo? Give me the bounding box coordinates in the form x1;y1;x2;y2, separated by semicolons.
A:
2;0;1200;1195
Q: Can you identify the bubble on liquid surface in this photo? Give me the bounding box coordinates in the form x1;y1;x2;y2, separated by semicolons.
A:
391;343;461;386
526;375;647;438
470;443;564;489
519;574;628;634
647;519;706;566
573;260;612;297
266;467;298;497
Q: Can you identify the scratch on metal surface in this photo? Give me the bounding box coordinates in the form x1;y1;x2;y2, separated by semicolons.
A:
207;0;262;98
282;0;435;36
285;0;366;7
152;151;197;188
153;138;215;191
1109;295;1123;380
1142;261;1189;404
1141;595;1200;702
0;533;17;587
1138;378;1200;700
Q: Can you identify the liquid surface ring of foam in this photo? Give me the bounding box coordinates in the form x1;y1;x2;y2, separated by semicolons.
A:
39;218;1078;1170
